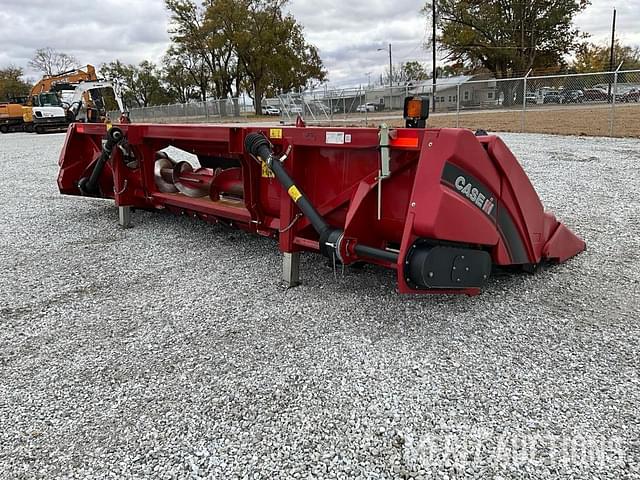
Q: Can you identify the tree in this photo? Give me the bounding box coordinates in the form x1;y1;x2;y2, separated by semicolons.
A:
572;40;640;72
206;0;326;113
424;0;589;104
166;0;248;105
29;48;78;76
0;66;31;100
164;0;325;112
162;53;201;104
101;61;169;108
401;61;429;81
383;61;430;85
164;45;212;102
437;62;468;77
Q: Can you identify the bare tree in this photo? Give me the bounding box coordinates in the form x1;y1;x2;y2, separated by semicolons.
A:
29;48;78;76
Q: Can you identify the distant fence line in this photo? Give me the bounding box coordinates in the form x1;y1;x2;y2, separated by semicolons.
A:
109;68;640;137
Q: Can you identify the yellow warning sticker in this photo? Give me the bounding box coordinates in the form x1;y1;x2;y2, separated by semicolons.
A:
261;161;274;178
269;128;282;139
287;185;302;202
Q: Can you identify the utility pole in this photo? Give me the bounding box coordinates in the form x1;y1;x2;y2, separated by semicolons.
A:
388;43;393;87
432;0;437;112
608;8;616;99
609;8;617;70
378;44;393;109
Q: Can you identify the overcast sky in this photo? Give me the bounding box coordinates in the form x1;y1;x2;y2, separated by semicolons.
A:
0;0;637;87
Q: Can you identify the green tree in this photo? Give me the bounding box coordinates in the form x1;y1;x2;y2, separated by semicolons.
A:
0;66;31;100
162;53;201;104
165;0;236;101
206;0;326;113
101;61;169;108
437;62;468;77
572;40;640;72
424;0;589;77
401;61;429;81
384;61;430;84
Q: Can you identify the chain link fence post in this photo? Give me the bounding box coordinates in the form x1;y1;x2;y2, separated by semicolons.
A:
364;87;369;125
609;62;624;136
456;82;461;127
521;69;532;133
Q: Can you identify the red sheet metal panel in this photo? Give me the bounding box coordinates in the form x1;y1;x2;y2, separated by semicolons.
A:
57;122;585;294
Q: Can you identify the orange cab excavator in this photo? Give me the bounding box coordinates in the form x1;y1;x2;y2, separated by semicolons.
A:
23;65;99;132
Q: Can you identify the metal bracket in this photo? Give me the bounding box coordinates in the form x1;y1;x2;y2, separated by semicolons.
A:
377;123;391;220
379;123;391;178
279;145;292;163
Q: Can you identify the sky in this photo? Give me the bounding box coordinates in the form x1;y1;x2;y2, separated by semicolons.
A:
0;0;638;87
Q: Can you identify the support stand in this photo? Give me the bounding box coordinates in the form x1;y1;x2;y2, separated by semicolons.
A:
118;206;132;228
282;252;300;287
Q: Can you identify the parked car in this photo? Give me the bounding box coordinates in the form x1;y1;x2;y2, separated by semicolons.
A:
583;88;609;101
261;105;281;116
525;93;537;105
356;103;376;113
621;88;640;103
560;90;584;103
289;105;303;114
543;92;562;104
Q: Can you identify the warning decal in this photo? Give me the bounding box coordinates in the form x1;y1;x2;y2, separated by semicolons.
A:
287;185;302;202
269;128;282;139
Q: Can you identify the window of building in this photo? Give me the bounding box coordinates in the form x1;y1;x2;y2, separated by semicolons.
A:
488;91;494;99
440;96;445;102
464;91;470;101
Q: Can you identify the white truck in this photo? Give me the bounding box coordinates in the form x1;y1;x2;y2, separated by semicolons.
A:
29;81;125;133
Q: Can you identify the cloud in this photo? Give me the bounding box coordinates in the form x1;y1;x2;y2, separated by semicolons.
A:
287;0;429;85
0;0;636;88
0;0;171;80
575;3;640;49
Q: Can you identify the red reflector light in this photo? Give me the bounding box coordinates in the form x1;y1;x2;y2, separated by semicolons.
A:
390;137;419;148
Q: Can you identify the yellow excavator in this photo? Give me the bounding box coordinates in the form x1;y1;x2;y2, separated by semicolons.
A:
23;65;99;133
0;96;28;133
1;65;123;134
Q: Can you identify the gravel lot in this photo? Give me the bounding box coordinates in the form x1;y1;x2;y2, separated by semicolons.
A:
0;131;638;479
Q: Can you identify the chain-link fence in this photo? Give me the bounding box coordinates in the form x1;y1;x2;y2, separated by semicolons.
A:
111;69;640;137
108;97;251;123
276;69;640;137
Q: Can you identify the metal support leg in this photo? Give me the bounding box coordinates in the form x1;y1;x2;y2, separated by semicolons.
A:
282;252;300;287
118;206;132;228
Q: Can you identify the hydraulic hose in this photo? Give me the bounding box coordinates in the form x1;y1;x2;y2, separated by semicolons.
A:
78;127;124;196
244;132;398;264
245;133;340;257
354;244;399;263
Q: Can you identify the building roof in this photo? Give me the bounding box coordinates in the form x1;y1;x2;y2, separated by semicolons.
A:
407;74;496;95
410;75;474;89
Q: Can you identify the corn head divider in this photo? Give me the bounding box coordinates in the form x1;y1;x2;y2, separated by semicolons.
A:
57;113;585;295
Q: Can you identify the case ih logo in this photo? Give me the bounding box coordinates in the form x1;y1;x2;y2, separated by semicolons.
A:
441;163;497;220
454;175;496;216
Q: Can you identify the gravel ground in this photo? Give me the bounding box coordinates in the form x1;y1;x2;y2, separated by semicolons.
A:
0;131;638;479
